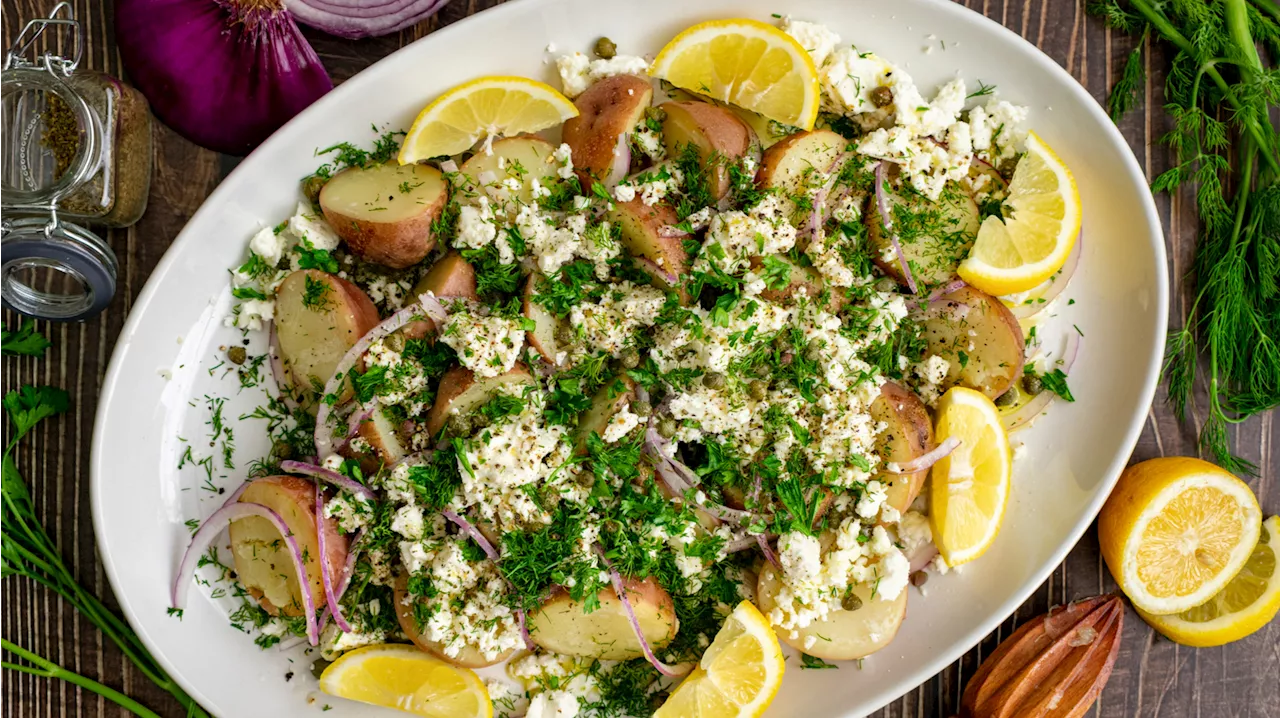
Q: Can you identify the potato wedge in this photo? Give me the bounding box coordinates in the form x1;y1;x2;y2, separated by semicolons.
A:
424;364;536;437
349;405;408;467
757;129;848;227
392;574;514;668
574;376;636;454
522;272;568;365
660;101;758;200
319;162;447;269
920;283;1025;399
867;178;980;289
562;75;653;188
756;562;907;660
274;270;379;402
870;382;934;514
747;255;845;312
228;476;348;617
399;251;479;340
528;577;678;660
607;199;688;278
460;136;561;205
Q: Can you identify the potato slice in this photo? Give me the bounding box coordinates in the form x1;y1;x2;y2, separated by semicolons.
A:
867;177;980;289
574;376;636;454
319;162;447;269
562;75;653;188
349;405;408;467
919;283;1026;399
398;250;479;341
528;577;678;660
228;476;348;617
660;101;758;200
757;129;849;227
274;270;379;402
460;136;561;205
756;562;907;661
392;574;514;668
607;199;688;279
747;255;845;312
522;272;568;365
870;382;934;514
423;364;536;437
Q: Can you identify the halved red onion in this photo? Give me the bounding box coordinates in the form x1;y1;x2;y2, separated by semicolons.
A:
443;510;500;561
314;487;352;633
279;460;376;503
267;322;299;411
875;162;918;294
593;545;684;677
172;502;318;645
885;437;961;474
1008;236;1083;320
1002;332;1082;432
288;0;449;39
757;534;781;569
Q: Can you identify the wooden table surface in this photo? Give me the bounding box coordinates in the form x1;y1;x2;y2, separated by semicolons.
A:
2;1;1276;716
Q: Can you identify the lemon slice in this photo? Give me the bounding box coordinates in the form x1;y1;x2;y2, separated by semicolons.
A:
929;387;1013;566
318;644;492;718
1137;515;1280;646
1098;457;1262;616
957;131;1081;295
399;76;578;163
655;601;785;718
650;19;820;130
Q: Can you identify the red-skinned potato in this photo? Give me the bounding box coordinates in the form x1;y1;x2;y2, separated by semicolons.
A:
528;577;678;660
660;101;758;199
562;75;653;188
400;251;479;341
523;272;568;365
424;364;536;437
345;406;408;470
757;129;848;228
867;174;980;288
747;255;846;312
919;283;1026;399
274;269;379;403
393;574;515;668
319;163;447;269
756;561;907;660
607;199;688;279
228;476;348;617
871;382;934;514
574;376;636;454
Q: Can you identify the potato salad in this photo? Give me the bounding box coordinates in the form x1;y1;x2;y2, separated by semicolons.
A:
178;14;1081;718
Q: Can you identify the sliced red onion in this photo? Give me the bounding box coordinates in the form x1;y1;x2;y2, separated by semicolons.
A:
928;279;968;304
440;159;460;174
807;185;828;247
875;162;918;295
443;510;500;561
658;225;690;238
172;501;318;645
219;481;252;509
969;156;1009;191
634;256;678;286
723;535;758;553
604;134;632;188
314;487;352;633
288;0;450;39
317;527;365;629
279;460;376;503
593;545;684;677
1002;333;1082;431
1008;236;1083;319
417;293;450;327
885;437;961;474
757;534;782;569
344;403;375;443
387;450;433;474
907;543;940;573
267;322;299;411
517;609;536;651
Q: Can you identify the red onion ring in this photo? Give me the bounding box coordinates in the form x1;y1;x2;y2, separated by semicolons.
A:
885;437;961;474
1002;332;1082;431
593;545;685;677
219;481;252;509
517;609;536;651
634;256;678;286
314;486;352;633
875;162;919;295
757;534;781;569
344;403;375;443
317;528;365;630
1008;236;1083;319
267;322;299;411
172;501;318;645
440;159;460;174
443;510;500;561
279;460;377;503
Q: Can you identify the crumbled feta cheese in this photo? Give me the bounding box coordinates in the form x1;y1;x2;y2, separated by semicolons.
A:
602;404;640;443
697;194;797;274
288;202;341;251
569;281;665;357
440;310;525;378
248;226;290;267
556;53;650;97
391;504;425;540
784;19;841;67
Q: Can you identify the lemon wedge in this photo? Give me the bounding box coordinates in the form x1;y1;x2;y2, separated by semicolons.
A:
958;131;1081;295
398;76;578;163
1099;457;1262;616
655;600;785;718
650;19;820;130
1137;515;1280;646
929;387;1013;566
318;644;492;718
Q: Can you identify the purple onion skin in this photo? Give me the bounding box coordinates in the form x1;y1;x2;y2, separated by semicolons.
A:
116;0;333;156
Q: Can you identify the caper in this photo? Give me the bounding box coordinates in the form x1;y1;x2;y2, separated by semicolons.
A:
804;344;823;363
869;85;894;108
227;345;247;365
702;372;726;390
748;379;769;401
450;414;474;436
554;322;574;345
658;418;678;438
874;277;899;293
301;175;328;205
618;348;641;369
994;389;1017;407
594;37;617;59
271;441;294;461
472;412;491;430
383;332;406;353
644;106;667;124
910;571;929;588
631;400;653;417
309;659;332;680
841;593;863;611
1022;374;1044;395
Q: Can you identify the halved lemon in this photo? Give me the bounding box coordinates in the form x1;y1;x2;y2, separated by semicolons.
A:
655;600;785;718
318;644;492;718
929;387;1013;566
650;19;820;130
398;76;578;163
1098;457;1262;616
1137;515;1280;646
958;131;1081;295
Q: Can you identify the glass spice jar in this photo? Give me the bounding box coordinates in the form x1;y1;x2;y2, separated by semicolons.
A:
1;3;153;321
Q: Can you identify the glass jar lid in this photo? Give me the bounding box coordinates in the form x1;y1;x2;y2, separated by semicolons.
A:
1;214;117;321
